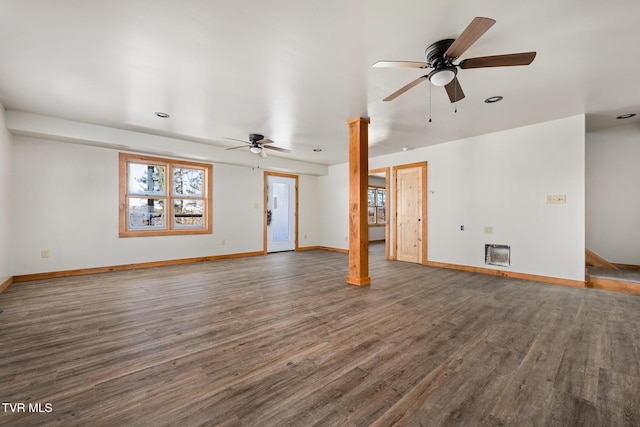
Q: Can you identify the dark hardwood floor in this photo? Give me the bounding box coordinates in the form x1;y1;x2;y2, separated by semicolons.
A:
1;243;640;426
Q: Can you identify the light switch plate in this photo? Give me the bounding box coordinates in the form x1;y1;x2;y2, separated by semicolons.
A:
546;195;566;204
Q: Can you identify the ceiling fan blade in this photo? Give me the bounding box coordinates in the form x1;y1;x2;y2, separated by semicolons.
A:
225;145;248;150
263;145;291;153
460;52;537;69
444;77;465;103
383;76;428;102
259;149;268;158
445;17;496;59
223;137;250;144
257;138;274;144
373;60;430;69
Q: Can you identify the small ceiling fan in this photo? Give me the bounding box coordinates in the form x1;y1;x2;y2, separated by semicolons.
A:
373;17;536;103
224;134;291;158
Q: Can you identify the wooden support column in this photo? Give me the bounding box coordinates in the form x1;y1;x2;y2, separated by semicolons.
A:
346;117;371;286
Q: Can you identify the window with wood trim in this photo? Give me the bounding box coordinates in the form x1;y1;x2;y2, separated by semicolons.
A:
367;186;386;225
119;153;212;237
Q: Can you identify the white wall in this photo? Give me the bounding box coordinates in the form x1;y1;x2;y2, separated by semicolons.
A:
586;124;640;265
8;113;587;281
343;115;584;281
368;226;385;241
298;174;321;247
0;104;13;283
11;136;320;275
318;163;349;250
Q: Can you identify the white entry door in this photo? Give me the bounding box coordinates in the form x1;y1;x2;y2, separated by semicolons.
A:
267;174;296;253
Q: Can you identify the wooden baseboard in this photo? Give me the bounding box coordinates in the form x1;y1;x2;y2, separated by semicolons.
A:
14;247;350;284
425;261;585;289
0;276;13;294
13;251;265;283
613;263;640;272
10;249;593;294
320;246;349;254
587;277;640;295
297;246;322;251
298;246;349;254
585;248;619;269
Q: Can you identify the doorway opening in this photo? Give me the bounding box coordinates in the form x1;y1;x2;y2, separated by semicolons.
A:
368;167;390;260
393;162;427;264
264;172;298;253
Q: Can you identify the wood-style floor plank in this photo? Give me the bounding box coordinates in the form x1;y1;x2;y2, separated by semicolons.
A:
1;244;640;426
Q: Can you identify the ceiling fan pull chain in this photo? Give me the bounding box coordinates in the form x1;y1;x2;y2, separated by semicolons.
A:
454;83;458;113
428;82;432;123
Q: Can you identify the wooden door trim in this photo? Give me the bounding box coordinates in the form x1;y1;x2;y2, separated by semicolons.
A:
264;172;299;254
392;162;427;264
369;167;391;260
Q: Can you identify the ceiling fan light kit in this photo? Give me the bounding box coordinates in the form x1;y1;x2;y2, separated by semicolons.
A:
428;67;456;87
374;17;536;105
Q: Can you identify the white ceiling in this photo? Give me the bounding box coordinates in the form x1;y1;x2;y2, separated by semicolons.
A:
1;0;639;166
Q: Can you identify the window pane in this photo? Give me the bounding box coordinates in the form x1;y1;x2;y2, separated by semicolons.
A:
377;189;386;206
368;206;376;224
128;163;165;195
173;168;204;197
377;206;386;224
368;188;376;206
128;198;165;229
272;183;290;243
173;200;205;228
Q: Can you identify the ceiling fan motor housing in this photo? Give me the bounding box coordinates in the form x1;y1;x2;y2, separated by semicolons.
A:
425;39;457;86
426;38;456;66
248;133;264;143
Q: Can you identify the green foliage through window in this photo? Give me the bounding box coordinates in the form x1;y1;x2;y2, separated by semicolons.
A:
120;153;212;237
368;186;386;225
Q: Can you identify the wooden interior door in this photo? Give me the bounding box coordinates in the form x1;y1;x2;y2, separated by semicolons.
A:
395;164;425;263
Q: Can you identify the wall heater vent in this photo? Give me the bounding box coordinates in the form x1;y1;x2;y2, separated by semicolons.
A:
485;244;510;267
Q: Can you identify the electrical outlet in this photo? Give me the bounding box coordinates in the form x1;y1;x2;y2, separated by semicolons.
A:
484;226;493;234
221;239;226;246
41;249;50;258
304;234;308;239
546;195;566;204
253;202;259;209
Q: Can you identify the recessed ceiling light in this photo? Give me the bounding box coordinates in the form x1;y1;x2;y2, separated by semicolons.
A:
484;96;503;104
313;148;322;152
616;113;636;119
155;112;170;118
